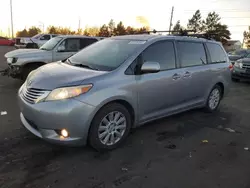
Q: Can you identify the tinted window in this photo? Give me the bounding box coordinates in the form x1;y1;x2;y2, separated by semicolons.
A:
177;41;206;67
41;35;51;40
80;38;98;49
142;41;176;70
52;35;58;38
207;43;227;63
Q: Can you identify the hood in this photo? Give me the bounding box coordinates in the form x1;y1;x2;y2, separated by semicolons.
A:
4;49;49;58
26;62;107;90
239;58;250;64
228;55;243;61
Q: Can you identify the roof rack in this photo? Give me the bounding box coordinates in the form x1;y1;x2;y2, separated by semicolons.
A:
138;29;218;40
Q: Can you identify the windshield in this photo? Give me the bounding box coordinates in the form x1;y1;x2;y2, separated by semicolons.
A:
231;50;247;56
40;37;63;51
69;39;145;71
32;34;42;39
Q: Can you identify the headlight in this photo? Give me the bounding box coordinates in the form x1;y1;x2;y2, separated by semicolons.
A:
45;84;93;101
234;60;243;68
7;57;18;64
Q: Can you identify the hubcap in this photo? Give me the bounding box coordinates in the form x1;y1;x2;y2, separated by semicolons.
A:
208;88;220;110
98;111;127;146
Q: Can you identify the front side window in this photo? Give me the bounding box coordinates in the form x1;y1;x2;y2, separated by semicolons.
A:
141;41;176;71
69;39;144;71
58;38;81;52
207;43;227;63
177;41;207;67
40;35;51;40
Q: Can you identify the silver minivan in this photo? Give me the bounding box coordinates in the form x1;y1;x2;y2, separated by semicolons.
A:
18;35;231;150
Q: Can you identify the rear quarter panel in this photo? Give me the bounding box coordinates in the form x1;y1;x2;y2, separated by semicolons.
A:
205;62;231;99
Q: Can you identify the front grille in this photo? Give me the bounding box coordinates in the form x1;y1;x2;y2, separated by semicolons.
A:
21;86;48;104
242;64;250;70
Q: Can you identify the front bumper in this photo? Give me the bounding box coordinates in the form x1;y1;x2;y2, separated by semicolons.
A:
0;65;23;79
15;44;26;49
18;93;96;146
231;67;250;80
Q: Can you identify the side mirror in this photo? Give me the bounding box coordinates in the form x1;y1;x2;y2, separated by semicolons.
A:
57;45;65;52
141;61;160;74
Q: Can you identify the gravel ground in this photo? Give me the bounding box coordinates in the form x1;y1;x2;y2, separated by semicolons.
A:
1;46;250;188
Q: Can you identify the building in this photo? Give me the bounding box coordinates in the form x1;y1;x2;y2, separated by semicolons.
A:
223;40;242;52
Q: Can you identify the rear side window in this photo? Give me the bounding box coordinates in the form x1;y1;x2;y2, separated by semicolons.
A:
177;41;207;67
207;43;227;63
80;38;98;49
142;41;176;70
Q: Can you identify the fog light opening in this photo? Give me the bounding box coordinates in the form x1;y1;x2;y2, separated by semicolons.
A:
61;129;69;138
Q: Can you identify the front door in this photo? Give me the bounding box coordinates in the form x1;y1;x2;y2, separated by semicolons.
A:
53;38;81;62
136;40;190;123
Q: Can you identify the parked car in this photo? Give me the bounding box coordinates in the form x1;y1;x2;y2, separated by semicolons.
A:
0;36;15;46
15;34;59;49
228;49;250;65
18;35;231;150
231;53;250;82
4;35;103;80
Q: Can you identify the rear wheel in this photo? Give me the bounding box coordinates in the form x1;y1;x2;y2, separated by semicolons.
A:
204;85;222;112
89;103;132;151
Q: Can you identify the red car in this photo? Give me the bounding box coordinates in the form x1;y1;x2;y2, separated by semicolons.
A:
0;36;15;46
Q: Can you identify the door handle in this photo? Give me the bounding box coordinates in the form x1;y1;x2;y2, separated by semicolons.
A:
172;73;181;80
183;71;191;78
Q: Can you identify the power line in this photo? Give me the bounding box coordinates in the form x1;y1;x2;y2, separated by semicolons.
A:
182;9;250;12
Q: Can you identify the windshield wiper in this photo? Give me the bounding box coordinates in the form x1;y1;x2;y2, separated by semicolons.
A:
73;63;99;71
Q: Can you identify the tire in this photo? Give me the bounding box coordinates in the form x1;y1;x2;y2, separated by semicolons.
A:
232;77;240;82
89;103;132;151
204;85;222;113
21;64;43;81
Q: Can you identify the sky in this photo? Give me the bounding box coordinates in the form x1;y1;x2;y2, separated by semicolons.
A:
0;0;250;41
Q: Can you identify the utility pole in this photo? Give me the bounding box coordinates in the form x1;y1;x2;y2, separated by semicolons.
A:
168;6;174;34
39;22;44;33
78;18;81;30
10;0;14;38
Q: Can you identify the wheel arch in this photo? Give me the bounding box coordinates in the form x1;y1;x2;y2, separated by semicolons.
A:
93;99;136;127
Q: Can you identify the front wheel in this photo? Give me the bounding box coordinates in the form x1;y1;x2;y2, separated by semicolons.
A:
89;103;132;151
204;85;222;112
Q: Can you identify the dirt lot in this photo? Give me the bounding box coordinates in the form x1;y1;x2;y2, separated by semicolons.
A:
1;46;250;188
